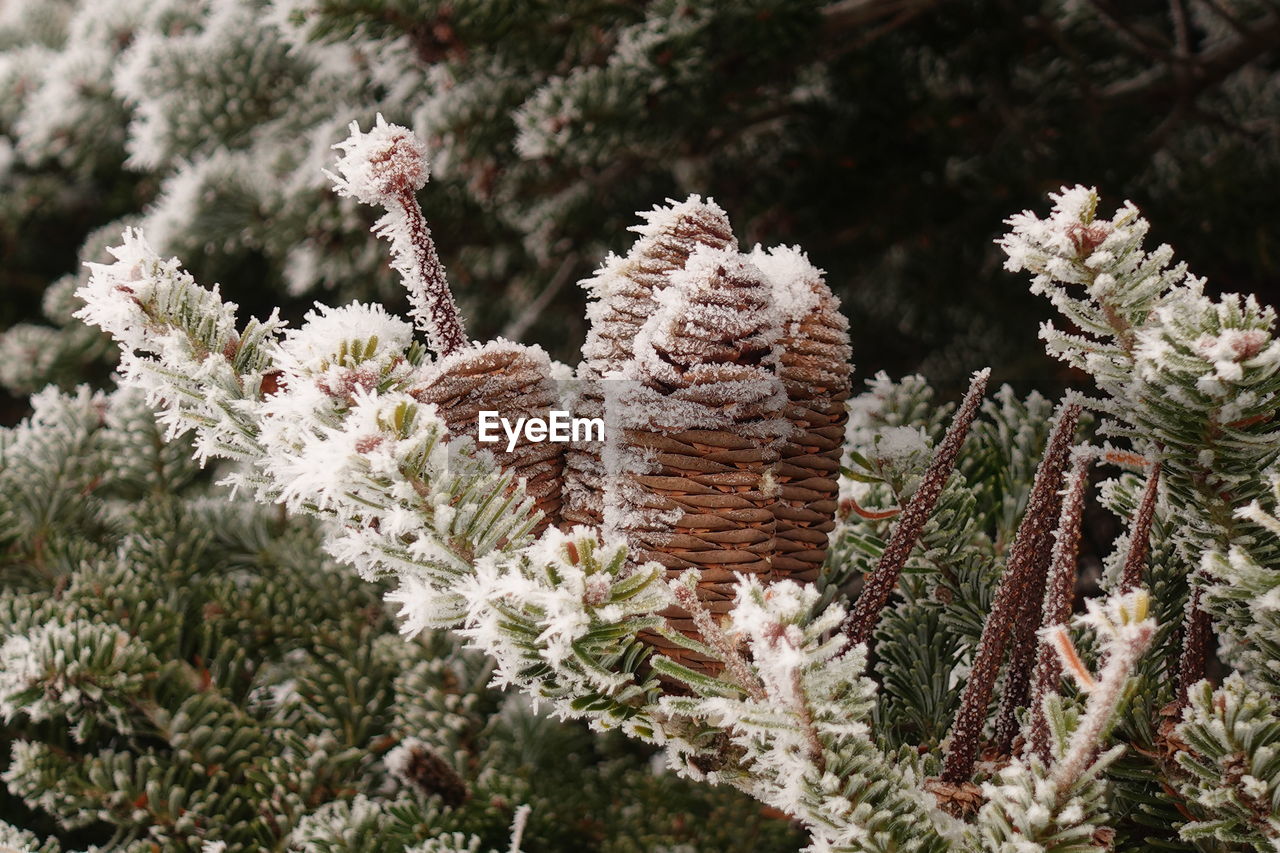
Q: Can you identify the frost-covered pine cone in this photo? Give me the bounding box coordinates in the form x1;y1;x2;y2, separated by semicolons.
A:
411;342;564;531
617;246;789;673
563;196;737;528
753;246;852;585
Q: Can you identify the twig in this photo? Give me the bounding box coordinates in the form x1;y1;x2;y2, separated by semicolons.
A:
840;368;990;647
1120;462;1161;590
501;252;579;343
942;401;1083;782
1027;447;1096;761
670;581;767;702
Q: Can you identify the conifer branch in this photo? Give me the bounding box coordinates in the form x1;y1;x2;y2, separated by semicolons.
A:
841;367;989;647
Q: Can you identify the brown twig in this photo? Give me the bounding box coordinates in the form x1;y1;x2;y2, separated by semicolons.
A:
840;368;991;647
1120;462;1162;590
1174;586;1213;710
1027;448;1095;761
670;581;767;701
942;401;1083;782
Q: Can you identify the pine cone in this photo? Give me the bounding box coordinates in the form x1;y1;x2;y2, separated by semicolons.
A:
616;247;788;673
412;341;563;532
562;196;736;529
751;247;852;585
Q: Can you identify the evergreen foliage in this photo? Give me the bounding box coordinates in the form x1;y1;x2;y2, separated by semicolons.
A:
1;7;1280;847
3;0;1279;391
0;388;803;851
48;95;1280;850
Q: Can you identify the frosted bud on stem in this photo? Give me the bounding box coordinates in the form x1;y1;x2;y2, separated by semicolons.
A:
327;114;468;357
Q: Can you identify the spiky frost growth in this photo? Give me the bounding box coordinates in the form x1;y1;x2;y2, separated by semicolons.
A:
564;196;737;528
328;115;465;357
751;244;853;585
1174;675;1280;849
970;590;1156;853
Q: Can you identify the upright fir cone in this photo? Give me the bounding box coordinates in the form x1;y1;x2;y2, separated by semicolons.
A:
329;116;563;531
617;246;788;674
563;197;737;529
941;400;1082;783
751;246;853;585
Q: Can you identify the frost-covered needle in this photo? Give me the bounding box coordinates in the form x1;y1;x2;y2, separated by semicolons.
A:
327;114;468;357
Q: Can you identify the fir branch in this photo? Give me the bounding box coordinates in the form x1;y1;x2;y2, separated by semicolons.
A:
841;367;990;646
943;401;1082;781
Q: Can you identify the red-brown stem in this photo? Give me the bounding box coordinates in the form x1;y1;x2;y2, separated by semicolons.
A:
1174;586;1212;710
941;401;1083;783
395;187;468;357
994;406;1083;753
840;368;990;646
1027;448;1094;761
1119;462;1161;590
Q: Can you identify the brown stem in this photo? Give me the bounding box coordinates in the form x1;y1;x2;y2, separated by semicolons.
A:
840;368;990;647
1120;462;1162;590
1174;587;1213;709
942;401;1083;783
1027;449;1095;762
395;187;468;357
670;582;767;701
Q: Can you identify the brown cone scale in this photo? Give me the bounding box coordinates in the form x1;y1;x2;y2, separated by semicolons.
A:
563;197;737;529
770;273;852;585
412;343;564;533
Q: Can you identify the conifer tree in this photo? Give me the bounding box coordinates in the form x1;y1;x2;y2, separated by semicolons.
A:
55;103;1280;850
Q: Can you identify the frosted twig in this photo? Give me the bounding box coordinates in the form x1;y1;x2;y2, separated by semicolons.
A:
1027;447;1096;760
943;400;1082;781
1119;462;1161;590
508;803;532;853
1047;592;1155;798
841;368;990;646
790;667;827;772
1174;586;1213;709
670;579;767;701
327;115;468;357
